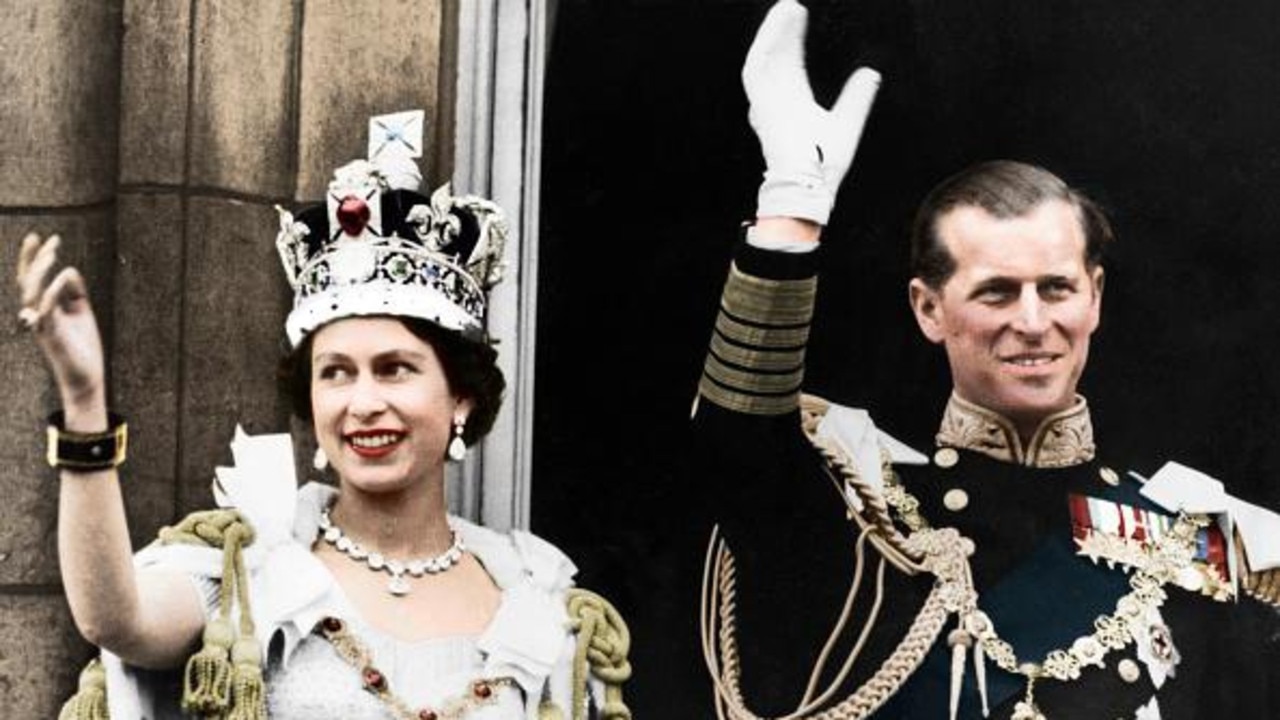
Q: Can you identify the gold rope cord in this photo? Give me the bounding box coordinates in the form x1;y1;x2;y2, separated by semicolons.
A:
799;527;882;707
700;526;952;720
160;510;266;720
696;394;959;718
565;588;633;720
798;395;924;571
704;393;1211;720
60;509;265;720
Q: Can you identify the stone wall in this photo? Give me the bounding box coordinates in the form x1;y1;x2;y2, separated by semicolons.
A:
0;0;454;714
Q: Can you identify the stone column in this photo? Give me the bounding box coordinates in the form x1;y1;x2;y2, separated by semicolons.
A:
0;0;451;713
0;1;125;715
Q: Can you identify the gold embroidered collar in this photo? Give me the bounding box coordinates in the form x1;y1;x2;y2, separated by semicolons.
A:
935;393;1095;468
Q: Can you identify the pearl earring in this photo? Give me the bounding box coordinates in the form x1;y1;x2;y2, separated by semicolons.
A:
448;416;468;461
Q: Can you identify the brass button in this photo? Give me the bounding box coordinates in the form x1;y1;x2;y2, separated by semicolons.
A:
1099;466;1120;487
943;488;969;512
1117;658;1141;684
934;447;959;468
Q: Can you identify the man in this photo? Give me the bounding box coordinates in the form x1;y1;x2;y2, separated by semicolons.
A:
692;2;1280;717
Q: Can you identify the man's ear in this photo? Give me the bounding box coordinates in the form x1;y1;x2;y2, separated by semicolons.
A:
909;278;947;345
1087;265;1105;330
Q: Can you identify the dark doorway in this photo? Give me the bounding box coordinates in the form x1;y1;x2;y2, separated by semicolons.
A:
534;1;1280;714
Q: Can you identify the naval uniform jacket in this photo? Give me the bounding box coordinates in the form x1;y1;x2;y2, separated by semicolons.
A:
692;237;1280;719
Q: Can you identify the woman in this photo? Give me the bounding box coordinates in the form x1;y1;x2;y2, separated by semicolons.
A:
16;130;629;719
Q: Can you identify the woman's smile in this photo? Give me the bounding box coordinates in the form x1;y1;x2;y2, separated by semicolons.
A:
345;429;407;458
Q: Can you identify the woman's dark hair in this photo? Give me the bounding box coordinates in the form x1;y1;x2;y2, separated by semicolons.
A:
279;317;505;446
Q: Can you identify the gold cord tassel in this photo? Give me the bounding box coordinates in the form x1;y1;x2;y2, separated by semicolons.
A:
58;509;260;720
537;699;566;720
58;659;109;720
182;617;235;714
226;637;267;720
224;519;265;720
176;510;247;716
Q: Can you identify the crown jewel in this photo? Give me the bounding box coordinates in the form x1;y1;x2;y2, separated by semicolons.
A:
275;111;507;347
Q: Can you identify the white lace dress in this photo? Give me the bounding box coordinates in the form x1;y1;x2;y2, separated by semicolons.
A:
98;430;598;720
265;600;523;718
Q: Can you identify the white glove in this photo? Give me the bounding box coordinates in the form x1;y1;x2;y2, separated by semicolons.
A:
744;0;881;225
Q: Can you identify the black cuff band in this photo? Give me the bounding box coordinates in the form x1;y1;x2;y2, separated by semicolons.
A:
46;411;128;472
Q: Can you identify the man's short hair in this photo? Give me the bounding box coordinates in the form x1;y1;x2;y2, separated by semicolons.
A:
909;160;1115;289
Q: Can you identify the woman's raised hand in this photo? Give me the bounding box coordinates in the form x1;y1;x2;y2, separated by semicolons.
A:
15;232;106;413
744;0;881;227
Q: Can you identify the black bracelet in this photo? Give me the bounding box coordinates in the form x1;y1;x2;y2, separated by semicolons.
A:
45;411;128;472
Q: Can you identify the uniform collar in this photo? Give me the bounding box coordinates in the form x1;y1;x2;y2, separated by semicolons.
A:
936;392;1096;468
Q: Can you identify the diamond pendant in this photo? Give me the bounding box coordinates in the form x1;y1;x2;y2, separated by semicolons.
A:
388;574;411;597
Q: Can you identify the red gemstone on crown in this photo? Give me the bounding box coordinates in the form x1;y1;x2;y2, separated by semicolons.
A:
320;617;343;634
337;195;371;236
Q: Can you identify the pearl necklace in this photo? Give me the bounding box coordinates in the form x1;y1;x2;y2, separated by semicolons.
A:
318;508;465;597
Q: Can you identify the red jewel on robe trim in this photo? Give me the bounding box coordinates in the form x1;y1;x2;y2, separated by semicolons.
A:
362;667;386;691
1150;623;1175;662
418;710;438;720
337;195;371;236
472;680;492;699
321;616;344;634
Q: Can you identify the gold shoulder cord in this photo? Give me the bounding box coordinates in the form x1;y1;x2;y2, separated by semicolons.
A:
59;509;264;720
565;588;633;720
60;520;637;720
700;395;1206;720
